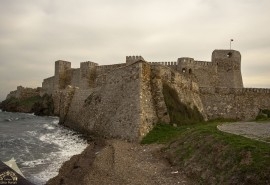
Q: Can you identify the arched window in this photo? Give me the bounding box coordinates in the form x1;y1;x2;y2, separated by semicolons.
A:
189;69;192;74
182;68;186;73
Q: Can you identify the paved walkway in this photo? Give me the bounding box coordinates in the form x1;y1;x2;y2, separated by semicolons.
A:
217;122;270;143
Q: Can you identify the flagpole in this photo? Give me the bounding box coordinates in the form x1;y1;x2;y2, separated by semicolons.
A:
230;39;233;50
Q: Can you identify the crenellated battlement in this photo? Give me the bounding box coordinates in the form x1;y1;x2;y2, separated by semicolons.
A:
80;61;98;67
199;87;270;95
96;63;126;70
243;88;270;93
126;56;145;64
149;61;177;66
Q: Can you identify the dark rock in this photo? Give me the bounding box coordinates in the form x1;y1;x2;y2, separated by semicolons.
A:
32;94;54;116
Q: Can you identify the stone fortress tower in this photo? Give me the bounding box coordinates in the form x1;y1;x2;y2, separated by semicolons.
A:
176;50;243;89
213;50;243;88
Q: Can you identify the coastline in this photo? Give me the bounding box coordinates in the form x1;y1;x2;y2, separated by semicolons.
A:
46;139;191;185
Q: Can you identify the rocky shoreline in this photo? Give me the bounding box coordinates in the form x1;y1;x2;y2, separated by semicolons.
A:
0;94;55;116
47;138;191;185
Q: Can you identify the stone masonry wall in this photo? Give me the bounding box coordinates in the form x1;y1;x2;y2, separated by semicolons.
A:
54;60;71;90
150;64;207;120
177;59;218;88
200;87;270;120
59;61;207;141
61;62;142;141
139;62;207;134
42;77;54;95
69;69;80;87
213;50;243;88
96;63;126;75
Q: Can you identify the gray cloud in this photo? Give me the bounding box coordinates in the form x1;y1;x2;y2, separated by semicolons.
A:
1;0;270;100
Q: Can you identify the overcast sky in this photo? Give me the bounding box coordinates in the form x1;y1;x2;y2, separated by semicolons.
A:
1;0;270;101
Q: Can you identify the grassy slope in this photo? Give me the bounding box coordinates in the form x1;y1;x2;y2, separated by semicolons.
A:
142;83;270;184
142;122;270;184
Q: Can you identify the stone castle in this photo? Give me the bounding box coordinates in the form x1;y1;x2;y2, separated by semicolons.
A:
6;49;270;141
42;50;244;93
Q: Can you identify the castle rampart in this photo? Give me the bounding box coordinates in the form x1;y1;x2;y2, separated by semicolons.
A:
42;49;244;95
96;63;126;75
199;87;270;120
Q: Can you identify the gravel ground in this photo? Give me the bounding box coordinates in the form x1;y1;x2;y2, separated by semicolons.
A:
47;139;192;185
217;122;270;143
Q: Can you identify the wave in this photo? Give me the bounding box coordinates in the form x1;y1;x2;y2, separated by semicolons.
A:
29;127;88;184
43;124;55;130
4;117;20;122
0;111;87;185
22;158;48;168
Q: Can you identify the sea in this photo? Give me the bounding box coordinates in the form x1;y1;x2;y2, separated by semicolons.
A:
0;109;88;185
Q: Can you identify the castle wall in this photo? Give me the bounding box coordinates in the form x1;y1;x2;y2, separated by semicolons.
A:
96;63;126;75
140;63;160;134
153;64;207;120
69;69;80;87
61;62;142;141
42;77;55;95
200;87;270;120
58;61;207;141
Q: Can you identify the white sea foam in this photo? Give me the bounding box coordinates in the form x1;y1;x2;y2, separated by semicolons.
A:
0;111;87;185
22;159;48;168
43;123;55;130
52;120;59;124
32;128;88;184
26;131;38;137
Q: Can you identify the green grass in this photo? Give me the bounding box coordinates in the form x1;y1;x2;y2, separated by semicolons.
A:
142;121;270;184
141;123;191;144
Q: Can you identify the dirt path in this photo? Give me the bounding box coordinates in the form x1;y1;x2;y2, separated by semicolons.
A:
47;139;192;185
217;122;270;143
